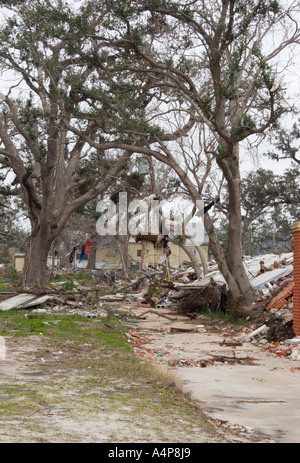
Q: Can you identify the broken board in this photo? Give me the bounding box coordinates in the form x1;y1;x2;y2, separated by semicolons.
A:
0;293;54;311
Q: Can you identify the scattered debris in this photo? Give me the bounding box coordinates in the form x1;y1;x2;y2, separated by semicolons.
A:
169;326;195;333
242;325;268;343
209;353;256;365
265;282;294;311
0;250;298;366
98;294;125;302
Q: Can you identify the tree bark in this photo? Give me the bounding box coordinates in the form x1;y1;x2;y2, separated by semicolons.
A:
87;245;96;270
22;228;52;288
117;235;129;279
196;244;209;275
215;145;256;303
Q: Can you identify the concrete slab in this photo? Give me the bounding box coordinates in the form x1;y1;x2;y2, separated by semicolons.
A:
126;305;300;443
180;361;300;443
250;266;293;289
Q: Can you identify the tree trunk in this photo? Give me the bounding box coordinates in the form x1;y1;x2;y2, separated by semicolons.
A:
117;235;129;279
51;238;58;272
226;168;255;302
203;212;242;292
211;151;255;304
188;238;208;275
22;229;52;288
203;205;255;305
169;237;203;279
87;245;96;270
196;245;208;275
241;217;251;256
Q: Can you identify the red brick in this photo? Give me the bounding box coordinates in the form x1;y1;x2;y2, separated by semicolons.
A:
291;227;300;335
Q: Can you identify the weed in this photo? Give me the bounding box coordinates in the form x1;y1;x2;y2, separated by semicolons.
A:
63;280;76;291
76;270;92;282
6;265;19;282
53;274;65;282
0;279;15;292
198;308;247;326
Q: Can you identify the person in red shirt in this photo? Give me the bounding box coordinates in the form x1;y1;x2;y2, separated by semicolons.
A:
79;235;92;262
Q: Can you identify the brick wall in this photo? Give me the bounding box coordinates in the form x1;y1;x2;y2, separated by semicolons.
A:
291;222;300;337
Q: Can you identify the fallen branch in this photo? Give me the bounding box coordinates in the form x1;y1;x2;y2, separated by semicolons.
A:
135;309;177;321
219;339;243;347
209;353;255;363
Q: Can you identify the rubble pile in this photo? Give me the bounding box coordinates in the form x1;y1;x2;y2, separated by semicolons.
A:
119;252;299;362
0;251;299;362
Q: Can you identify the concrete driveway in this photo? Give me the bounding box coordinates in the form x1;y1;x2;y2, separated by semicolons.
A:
180;354;300;443
125;305;300;443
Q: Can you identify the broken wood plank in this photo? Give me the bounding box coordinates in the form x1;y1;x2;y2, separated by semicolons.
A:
219;339;243;347
98;294;125;302
170;326;195;333
135;309;177;321
0;293;54;311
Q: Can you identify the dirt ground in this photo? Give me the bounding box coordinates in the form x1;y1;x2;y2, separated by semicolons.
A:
0;334;212;444
0;312;227;444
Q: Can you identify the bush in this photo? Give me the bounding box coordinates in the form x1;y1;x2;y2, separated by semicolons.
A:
76;270;91;282
63;280;76;291
6;264;19;281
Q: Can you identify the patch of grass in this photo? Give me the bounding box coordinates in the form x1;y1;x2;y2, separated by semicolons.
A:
0;310;53;337
0;381;47;417
5;265;19;282
53;273;65;282
198;308;247;326
62;282;74;291
0;311;131;350
76;270;92;282
0;278;17;292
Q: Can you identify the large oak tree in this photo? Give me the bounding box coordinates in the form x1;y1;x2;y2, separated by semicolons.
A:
87;0;299;303
0;1;138;287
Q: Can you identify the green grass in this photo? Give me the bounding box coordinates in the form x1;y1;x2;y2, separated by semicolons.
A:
0;278;17;292
199;307;247;326
76;270;92;282
0;310;130;348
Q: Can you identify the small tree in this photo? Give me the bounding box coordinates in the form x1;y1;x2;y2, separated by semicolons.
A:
240;167;300;254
